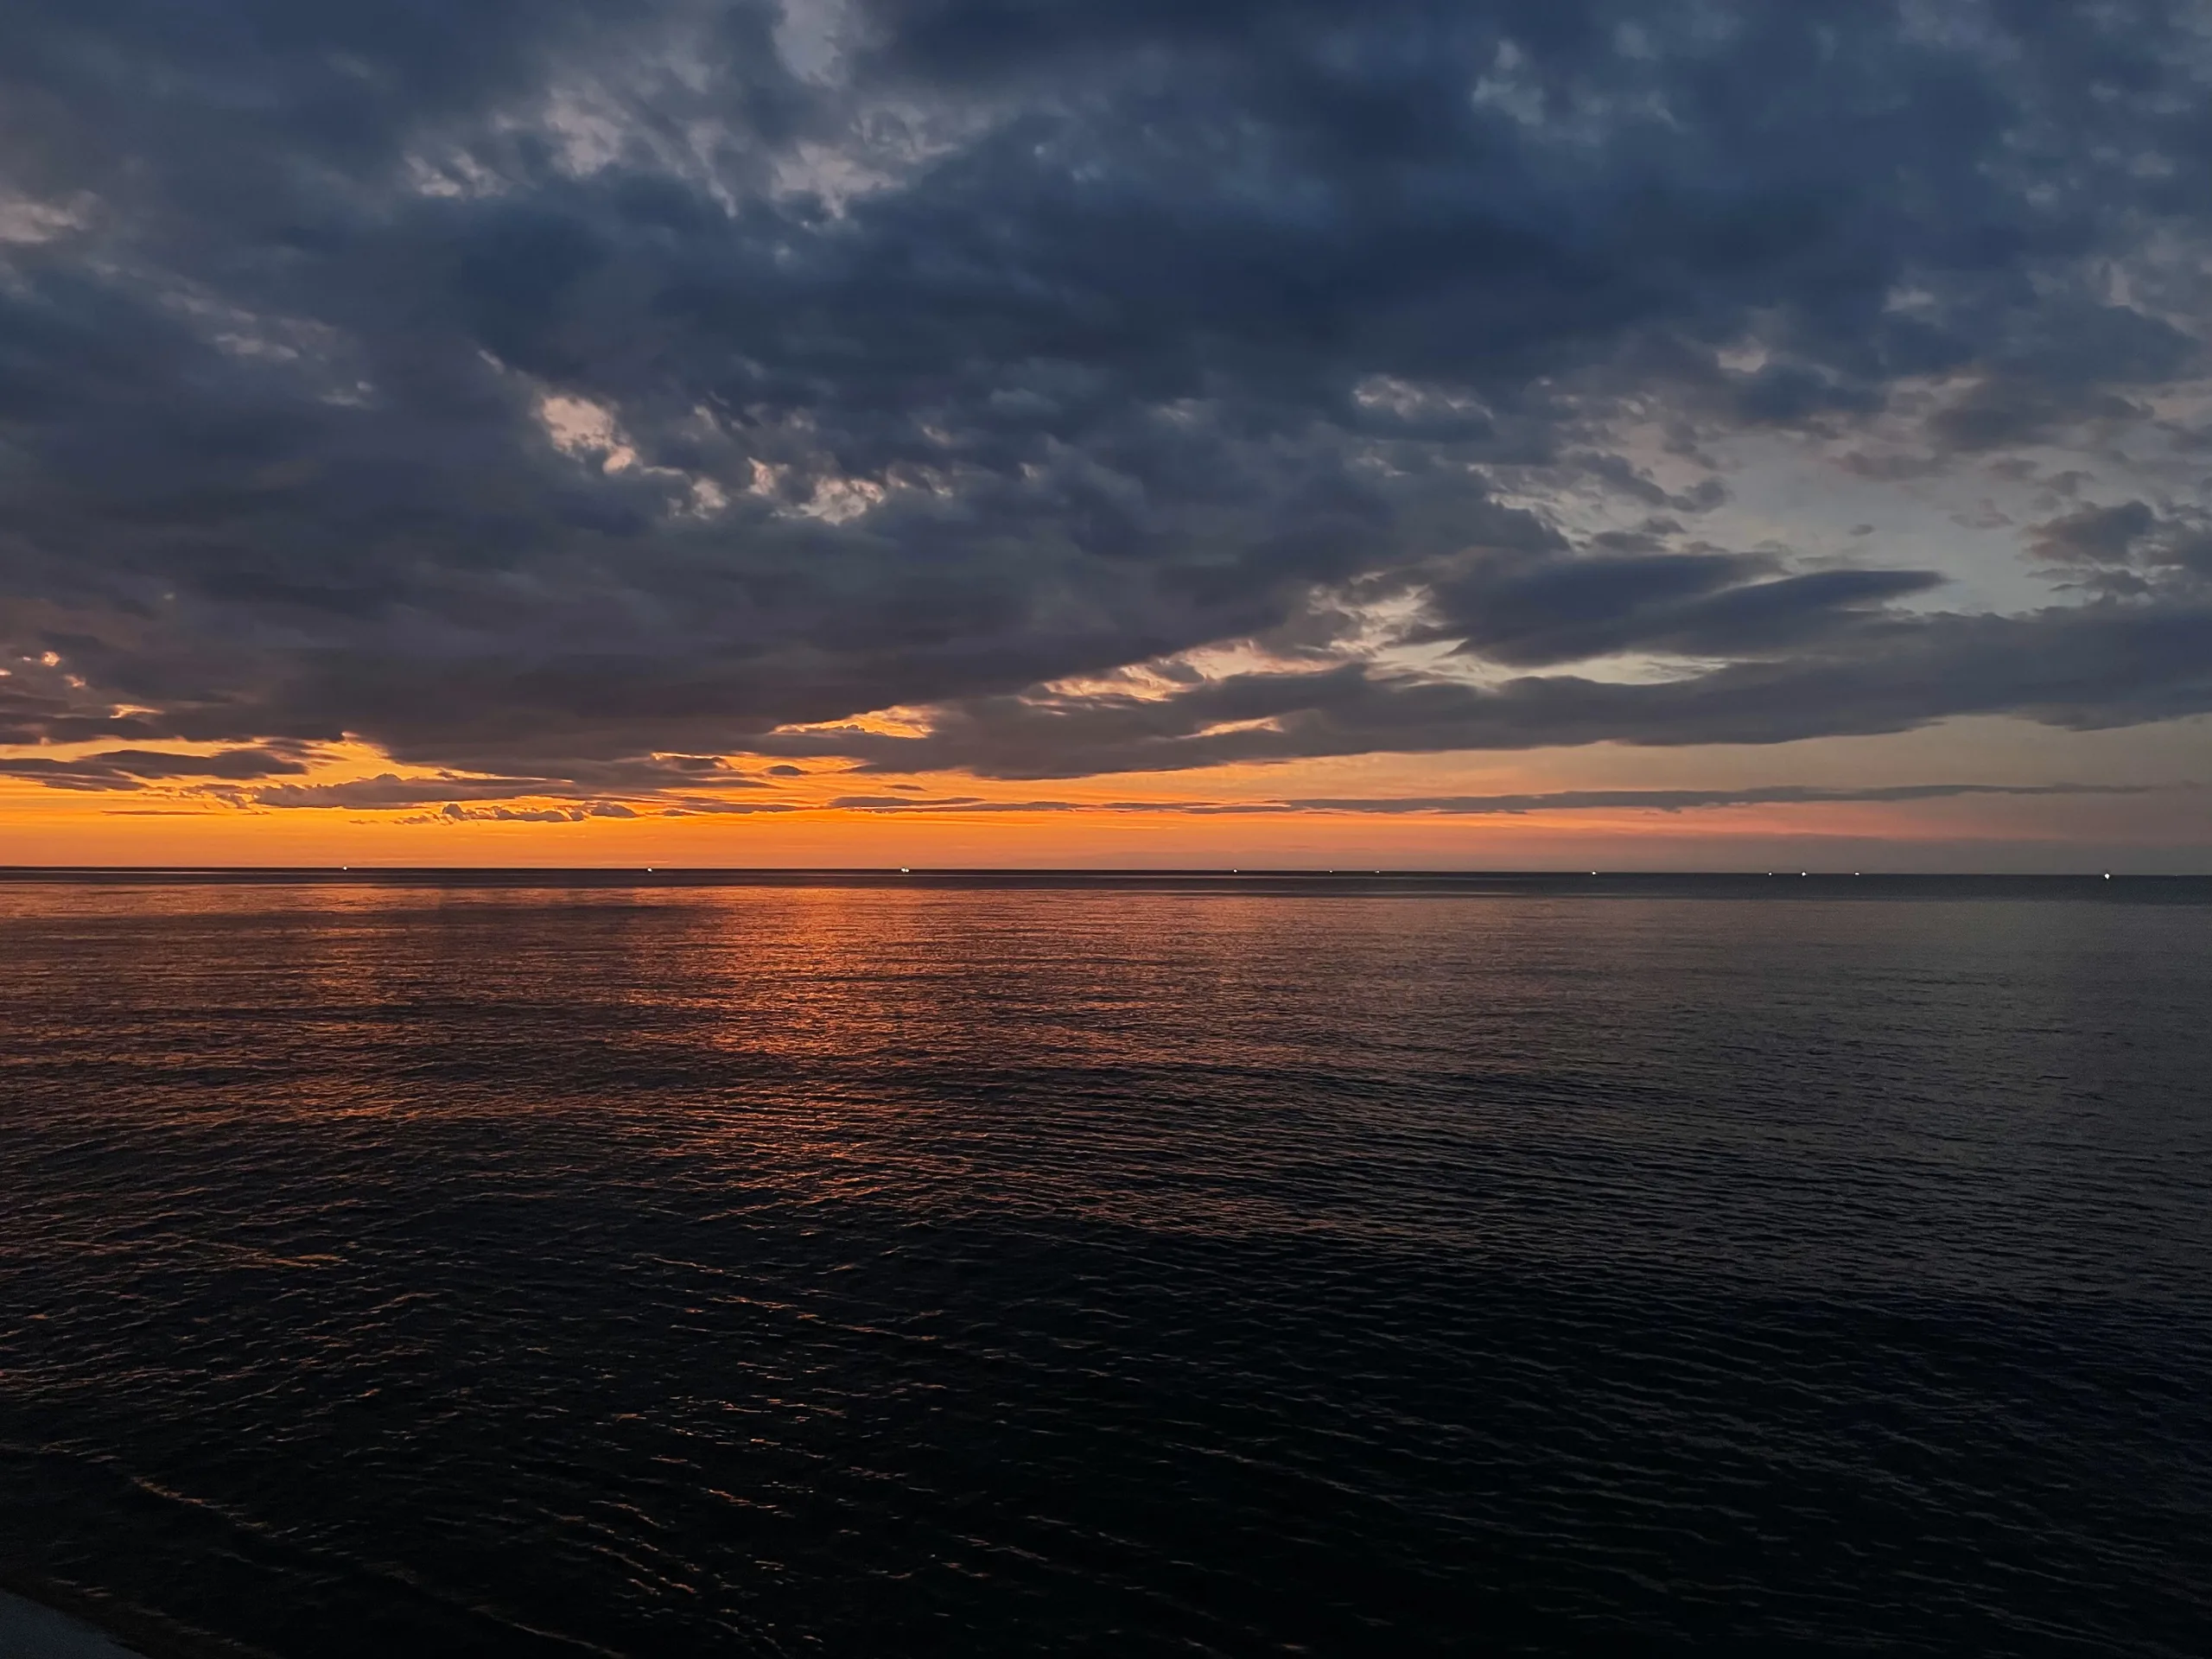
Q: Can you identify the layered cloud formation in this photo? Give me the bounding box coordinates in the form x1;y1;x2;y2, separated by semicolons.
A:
3;0;2209;803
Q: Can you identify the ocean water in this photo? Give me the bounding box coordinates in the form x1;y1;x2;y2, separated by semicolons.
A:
1;874;2208;1657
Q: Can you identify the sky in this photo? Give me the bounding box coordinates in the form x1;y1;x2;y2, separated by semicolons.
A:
1;0;2208;868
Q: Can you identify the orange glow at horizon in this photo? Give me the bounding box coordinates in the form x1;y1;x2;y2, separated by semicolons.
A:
2;719;2203;871
0;784;2191;874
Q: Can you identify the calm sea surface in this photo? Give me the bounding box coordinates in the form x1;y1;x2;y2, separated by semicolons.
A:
1;874;2209;1656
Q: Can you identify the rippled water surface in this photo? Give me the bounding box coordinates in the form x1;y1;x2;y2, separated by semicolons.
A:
2;875;2209;1656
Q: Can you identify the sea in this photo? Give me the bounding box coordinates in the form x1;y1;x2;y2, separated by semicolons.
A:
1;872;2208;1657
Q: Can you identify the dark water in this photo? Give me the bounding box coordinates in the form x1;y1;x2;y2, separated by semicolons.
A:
1;875;2209;1657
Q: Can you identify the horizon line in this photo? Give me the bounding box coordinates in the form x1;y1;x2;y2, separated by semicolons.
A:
0;867;2196;880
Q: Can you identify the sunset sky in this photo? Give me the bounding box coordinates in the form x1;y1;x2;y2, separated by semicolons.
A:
2;0;2208;868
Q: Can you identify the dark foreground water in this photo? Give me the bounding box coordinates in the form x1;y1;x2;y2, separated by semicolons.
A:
1;874;2209;1657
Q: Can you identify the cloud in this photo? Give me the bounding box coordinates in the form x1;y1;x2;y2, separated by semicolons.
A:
433;800;643;823
747;598;2212;778
0;746;309;791
821;781;2171;816
2027;500;2212;597
0;0;2209;785
1410;550;1947;667
1274;783;2171;816
246;754;768;808
256;773;583;810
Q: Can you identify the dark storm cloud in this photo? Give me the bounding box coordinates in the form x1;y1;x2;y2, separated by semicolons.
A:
2;0;2210;782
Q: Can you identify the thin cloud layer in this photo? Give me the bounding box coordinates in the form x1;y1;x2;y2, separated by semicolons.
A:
820;782;2168;817
0;747;309;791
2;0;2210;791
